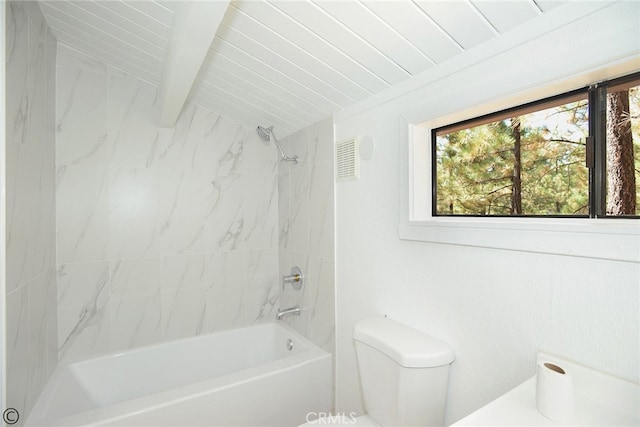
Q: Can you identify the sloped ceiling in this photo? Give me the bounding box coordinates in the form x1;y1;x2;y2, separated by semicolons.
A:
39;0;563;137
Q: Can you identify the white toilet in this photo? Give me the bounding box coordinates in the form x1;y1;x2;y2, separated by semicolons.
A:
302;316;455;427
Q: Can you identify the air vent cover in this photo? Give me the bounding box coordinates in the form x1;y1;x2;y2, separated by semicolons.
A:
336;137;360;182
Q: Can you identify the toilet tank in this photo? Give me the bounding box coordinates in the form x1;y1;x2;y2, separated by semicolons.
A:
354;317;455;427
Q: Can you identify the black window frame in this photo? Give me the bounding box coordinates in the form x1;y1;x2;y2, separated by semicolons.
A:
431;72;640;219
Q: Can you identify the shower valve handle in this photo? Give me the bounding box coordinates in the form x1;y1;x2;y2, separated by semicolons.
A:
282;266;303;290
283;274;301;283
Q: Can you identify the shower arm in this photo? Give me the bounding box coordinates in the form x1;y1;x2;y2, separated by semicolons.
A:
274;140;298;164
256;125;299;164
269;128;298;164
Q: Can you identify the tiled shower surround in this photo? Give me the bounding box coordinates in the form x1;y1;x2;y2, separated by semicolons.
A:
278;120;335;356
55;45;335;362
5;1;58;420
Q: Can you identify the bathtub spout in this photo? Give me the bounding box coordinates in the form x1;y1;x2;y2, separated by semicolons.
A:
276;305;301;320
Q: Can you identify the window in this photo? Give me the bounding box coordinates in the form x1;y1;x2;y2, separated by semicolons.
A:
432;73;640;218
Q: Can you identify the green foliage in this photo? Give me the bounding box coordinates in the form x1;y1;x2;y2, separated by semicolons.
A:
436;99;590;216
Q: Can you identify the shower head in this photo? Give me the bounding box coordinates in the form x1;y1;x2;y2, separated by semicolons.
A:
256;125;273;143
256;125;298;164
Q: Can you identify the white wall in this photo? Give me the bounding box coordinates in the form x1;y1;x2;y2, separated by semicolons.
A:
55;46;281;362
5;2;57;423
334;2;640;425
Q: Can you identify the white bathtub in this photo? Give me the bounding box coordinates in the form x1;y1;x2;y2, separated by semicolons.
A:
27;323;331;426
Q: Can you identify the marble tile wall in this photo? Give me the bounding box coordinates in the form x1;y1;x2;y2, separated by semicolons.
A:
5;1;58;423
278;117;336;359
56;46;280;362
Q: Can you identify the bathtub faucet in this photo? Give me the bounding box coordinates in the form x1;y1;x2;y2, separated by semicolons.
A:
276;305;301;320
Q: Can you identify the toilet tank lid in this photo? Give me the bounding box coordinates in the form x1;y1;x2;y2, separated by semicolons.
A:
353;317;455;368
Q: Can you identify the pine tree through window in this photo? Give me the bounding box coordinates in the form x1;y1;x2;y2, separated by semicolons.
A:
605;79;639;216
432;73;640;218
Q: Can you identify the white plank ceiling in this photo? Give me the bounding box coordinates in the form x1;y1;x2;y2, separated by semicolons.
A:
39;0;563;137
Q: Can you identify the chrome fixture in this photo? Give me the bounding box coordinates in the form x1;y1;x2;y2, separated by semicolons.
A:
286;339;294;351
283;266;303;290
276;305;301;320
256;125;299;163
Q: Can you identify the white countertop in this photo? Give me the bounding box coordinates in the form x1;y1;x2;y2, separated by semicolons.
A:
453;353;639;426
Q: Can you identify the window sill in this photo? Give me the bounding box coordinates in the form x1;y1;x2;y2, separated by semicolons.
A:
398;218;640;263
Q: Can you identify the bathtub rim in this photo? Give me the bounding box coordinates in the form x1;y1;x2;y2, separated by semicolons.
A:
58;321;313;367
26;322;330;426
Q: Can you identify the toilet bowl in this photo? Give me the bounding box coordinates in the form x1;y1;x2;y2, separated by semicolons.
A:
300;316;455;427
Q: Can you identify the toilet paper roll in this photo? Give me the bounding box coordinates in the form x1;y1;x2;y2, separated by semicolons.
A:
536;361;575;423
